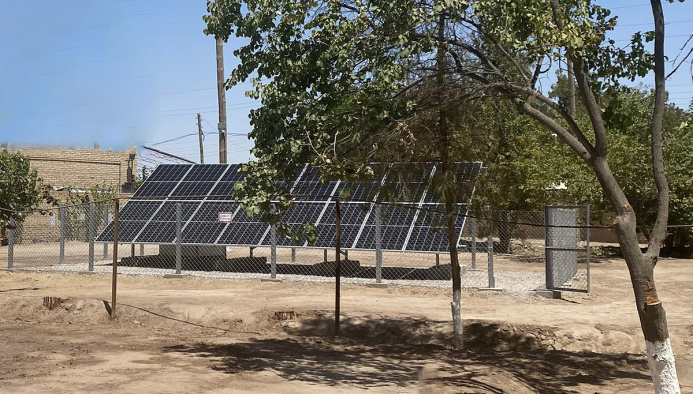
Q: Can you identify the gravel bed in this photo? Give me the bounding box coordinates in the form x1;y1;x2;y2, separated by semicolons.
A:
15;261;546;299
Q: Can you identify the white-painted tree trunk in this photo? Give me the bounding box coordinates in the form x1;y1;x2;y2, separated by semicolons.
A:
451;288;463;349
646;338;680;394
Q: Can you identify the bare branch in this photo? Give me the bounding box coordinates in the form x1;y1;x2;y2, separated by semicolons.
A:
646;0;670;264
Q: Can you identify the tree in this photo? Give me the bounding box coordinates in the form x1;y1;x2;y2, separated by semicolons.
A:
205;0;685;390
0;149;53;232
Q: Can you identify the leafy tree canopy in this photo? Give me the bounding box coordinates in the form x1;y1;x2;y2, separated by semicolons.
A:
0;149;53;228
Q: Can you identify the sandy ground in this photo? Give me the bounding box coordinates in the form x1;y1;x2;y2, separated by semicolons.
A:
0;258;692;393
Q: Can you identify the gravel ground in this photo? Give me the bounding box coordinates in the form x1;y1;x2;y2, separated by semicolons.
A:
14;260;546;298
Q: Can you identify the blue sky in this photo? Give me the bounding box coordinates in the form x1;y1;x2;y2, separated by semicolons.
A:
0;1;691;167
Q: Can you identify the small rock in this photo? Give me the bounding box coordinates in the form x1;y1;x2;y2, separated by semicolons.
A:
133;320;140;325
75;300;85;310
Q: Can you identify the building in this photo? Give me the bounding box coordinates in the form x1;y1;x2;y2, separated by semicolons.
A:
7;144;136;243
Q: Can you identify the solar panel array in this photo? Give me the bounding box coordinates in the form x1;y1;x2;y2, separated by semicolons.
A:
96;162;482;252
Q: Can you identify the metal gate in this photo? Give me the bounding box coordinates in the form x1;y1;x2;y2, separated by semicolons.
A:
544;205;590;293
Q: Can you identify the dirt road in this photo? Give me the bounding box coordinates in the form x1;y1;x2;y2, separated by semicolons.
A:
1;258;692;393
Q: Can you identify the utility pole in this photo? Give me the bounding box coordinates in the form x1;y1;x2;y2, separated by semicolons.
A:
216;37;227;164
197;113;204;164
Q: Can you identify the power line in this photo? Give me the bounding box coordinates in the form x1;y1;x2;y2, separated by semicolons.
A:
157;81;253;97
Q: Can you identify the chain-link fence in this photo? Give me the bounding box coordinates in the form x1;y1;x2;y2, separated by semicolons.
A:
2;199;591;294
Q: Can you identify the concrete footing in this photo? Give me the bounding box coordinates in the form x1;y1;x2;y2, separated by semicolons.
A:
535;289;562;299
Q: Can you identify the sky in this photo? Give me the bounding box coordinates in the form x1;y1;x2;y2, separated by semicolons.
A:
0;1;691;168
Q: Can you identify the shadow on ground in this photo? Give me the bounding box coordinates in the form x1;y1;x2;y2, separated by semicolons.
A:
163;316;651;393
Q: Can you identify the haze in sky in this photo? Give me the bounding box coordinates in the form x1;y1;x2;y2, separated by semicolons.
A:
0;1;691;167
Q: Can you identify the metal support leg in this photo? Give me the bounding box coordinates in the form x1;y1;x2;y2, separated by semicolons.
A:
88;204;95;272
291;247;296;263
435;253;440;267
8;218;15;269
375;204;382;283
103;204;109;260
488;232;495;288
175;203;182;274
270;224;277;279
250;247;254;258
140;244;144;256
471;216;477;269
324;249;328;263
59;205;66;265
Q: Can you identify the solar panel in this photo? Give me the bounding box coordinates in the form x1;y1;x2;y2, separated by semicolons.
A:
96;162;482;253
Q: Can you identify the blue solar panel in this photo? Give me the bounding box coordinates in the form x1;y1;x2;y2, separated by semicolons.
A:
96;162;482;252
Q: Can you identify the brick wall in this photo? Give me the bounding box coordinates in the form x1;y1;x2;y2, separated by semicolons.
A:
7;145;135;244
10;145;137;191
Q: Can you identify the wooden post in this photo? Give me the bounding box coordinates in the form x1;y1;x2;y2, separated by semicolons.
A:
216;38;227;163
197;113;204;164
335;198;341;336
111;198;119;319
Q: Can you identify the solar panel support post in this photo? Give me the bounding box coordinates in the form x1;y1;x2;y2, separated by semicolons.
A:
435;254;440;267
140;244;144;256
249;247;254;258
291;248;296;263
111;198;119;320
324;249;328;263
103;204;109;260
175;203;182;275
487;230;495;289
471;215;477;269
59;205;66;265
131;243;135;258
88;203;95;272
375;204;382;283
7;218;15;269
270;224;277;279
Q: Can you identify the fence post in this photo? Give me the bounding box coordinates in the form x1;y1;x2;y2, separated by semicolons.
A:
8;218;15;269
103;204;109;260
111;198;120;319
270;224;277;279
471;215;477;269
291;247;296;263
88;203;95;272
175;203;182;275
375;204;382;283
487;230;495;288
59;205;66;265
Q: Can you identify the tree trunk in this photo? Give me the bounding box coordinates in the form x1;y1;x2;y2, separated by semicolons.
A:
592;159;680;393
619;231;679;393
497;210;514;254
447;197;463;350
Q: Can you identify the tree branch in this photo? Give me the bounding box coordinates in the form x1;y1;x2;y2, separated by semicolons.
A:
645;0;670;264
